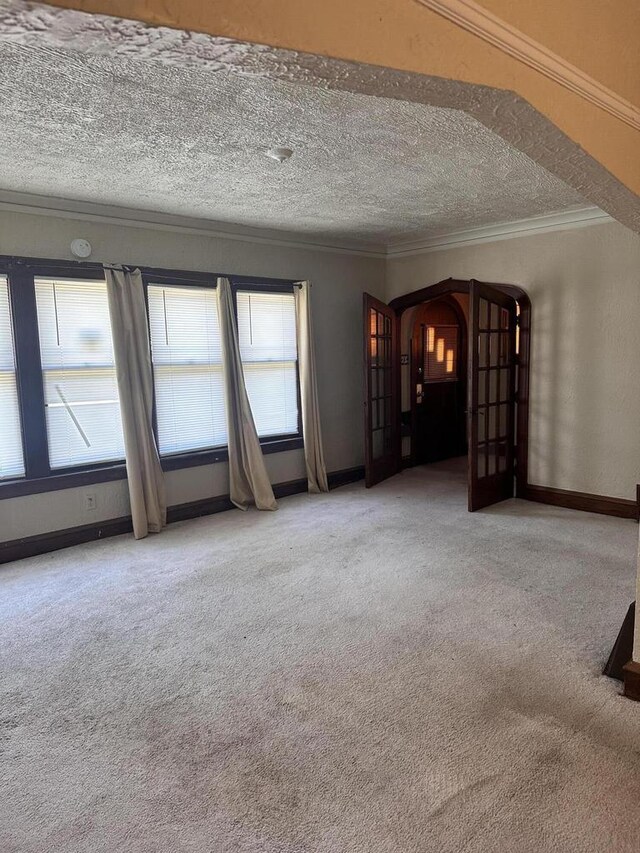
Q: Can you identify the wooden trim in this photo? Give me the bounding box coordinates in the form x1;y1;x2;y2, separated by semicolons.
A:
163;468;365;525
603;602;635;682
363;293;400;488
1;256;303;498
2;257;105;275
7;265;50;479
159;436;304;473
0;466;365;565
389;278;530;500
140;267;295;289
389;278;470;313
522;484;639;520
327;466;365;489
623;661;640;702
0;464;128;499
141;269;303;459
273;478;308;499
409;295;467;468
0;516;134;565
159;449;229;473
512;294;531;494
0;437;305;497
415;0;640;131
166;495;234;524
231;278;296;292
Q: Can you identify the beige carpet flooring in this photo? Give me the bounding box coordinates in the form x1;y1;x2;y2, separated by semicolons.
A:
2;459;640;852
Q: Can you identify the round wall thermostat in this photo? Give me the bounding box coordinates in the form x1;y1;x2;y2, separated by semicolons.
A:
70;238;92;259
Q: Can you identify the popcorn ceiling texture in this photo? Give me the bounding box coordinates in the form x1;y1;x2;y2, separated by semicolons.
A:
2;1;638;246
0;40;588;247
0;0;640;241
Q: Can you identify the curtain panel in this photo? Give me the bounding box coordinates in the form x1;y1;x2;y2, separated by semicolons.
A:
105;265;166;539
216;277;277;511
295;281;329;493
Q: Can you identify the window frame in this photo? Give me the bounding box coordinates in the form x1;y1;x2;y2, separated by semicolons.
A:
0;257;303;499
0;271;27;482
141;269;303;472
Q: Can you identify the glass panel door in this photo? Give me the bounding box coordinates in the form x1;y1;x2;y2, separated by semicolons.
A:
364;293;399;487
468;281;517;510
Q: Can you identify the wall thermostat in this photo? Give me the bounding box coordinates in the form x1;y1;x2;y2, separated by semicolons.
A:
70;238;92;259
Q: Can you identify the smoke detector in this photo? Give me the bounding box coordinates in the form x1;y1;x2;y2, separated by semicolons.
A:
265;146;293;163
70;238;92;259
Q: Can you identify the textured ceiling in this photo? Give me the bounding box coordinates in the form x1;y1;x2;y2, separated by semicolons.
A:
0;40;587;248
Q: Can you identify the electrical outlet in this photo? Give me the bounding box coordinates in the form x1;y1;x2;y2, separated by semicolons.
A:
84;492;97;512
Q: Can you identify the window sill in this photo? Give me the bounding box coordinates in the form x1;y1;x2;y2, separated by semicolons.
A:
0;464;128;499
160;435;304;471
0;436;304;499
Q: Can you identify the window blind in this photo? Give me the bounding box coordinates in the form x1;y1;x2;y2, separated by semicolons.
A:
237;291;299;438
148;284;227;455
34;277;125;469
424;324;458;382
0;275;25;480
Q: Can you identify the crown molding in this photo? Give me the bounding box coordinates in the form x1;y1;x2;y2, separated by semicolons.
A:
0;192;613;260
416;0;640;132
385;207;613;257
0;191;386;259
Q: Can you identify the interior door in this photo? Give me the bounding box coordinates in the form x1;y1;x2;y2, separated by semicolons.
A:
364;293;399;487
468;280;517;511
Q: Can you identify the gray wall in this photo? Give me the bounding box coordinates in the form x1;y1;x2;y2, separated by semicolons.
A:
0;210;386;541
3;210;639;544
386;221;640;500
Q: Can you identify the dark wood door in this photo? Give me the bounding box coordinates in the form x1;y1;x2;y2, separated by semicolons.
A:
416;382;466;464
468;280;517;511
364;293;399;487
411;297;467;465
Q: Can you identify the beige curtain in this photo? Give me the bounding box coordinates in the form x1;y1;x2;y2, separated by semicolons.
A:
294;281;329;493
105;266;166;539
216;277;277;511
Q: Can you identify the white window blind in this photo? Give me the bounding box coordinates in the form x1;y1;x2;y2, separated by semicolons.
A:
237;291;299;438
34;277;125;469
0;275;25;480
148;284;227;455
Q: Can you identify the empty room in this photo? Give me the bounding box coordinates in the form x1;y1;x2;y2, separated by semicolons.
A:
1;2;640;851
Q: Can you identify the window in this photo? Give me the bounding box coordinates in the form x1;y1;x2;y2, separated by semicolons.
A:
424;324;458;382
237;291;299;438
147;284;227;455
34;277;125;468
0;275;25;480
0;259;302;498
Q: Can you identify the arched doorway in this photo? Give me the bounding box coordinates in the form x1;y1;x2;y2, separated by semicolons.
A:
408;294;468;467
363;278;531;511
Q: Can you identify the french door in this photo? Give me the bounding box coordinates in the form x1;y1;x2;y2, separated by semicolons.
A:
363;284;518;509
467;280;517;511
363;294;399;487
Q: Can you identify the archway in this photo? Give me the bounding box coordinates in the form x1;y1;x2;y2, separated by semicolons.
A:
406;294;468;467
364;278;531;509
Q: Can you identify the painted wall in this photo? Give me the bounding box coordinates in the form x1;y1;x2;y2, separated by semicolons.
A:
477;0;640;106
3;211;639;541
386;221;640;500
0;210;385;541
48;0;640;198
